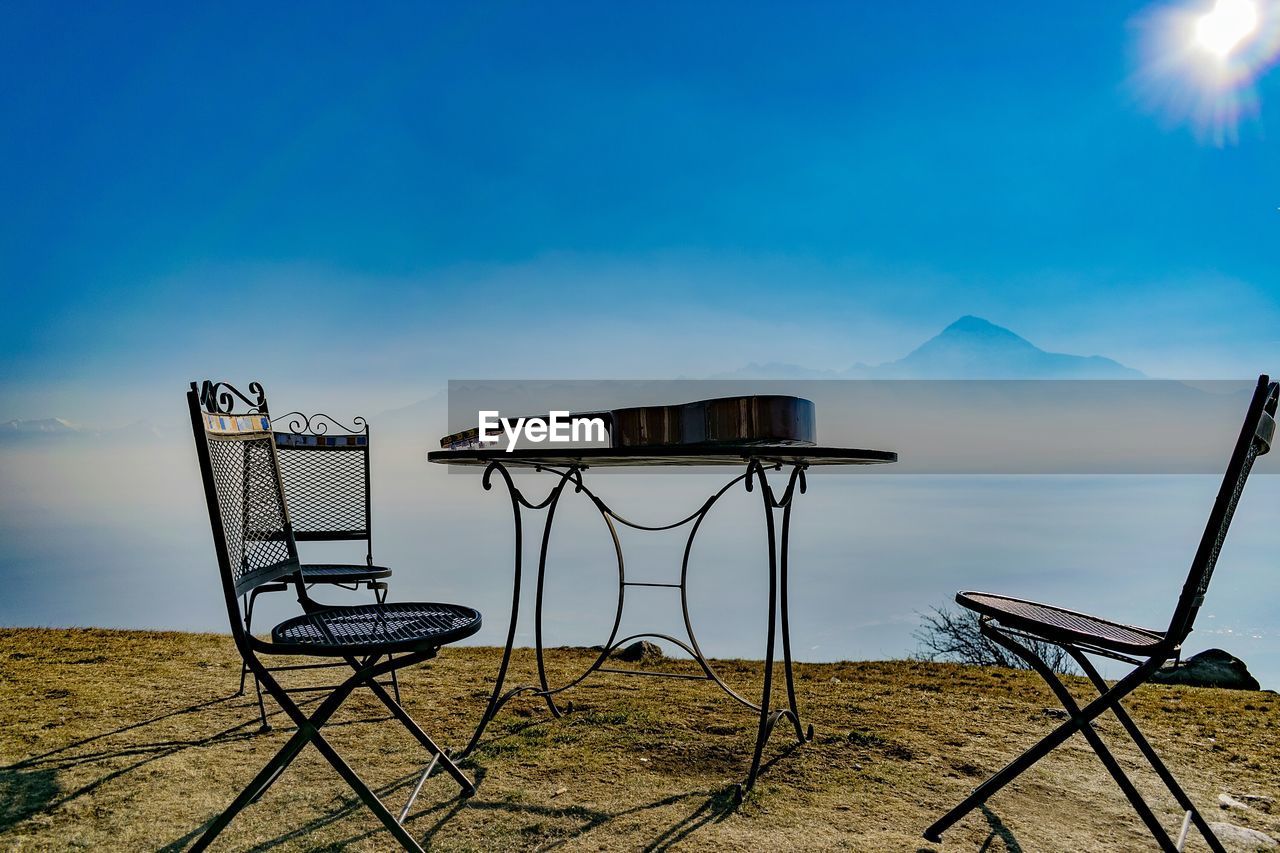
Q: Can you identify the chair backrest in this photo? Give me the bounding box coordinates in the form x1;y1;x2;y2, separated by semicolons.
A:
271;412;374;565
186;380;303;643
1167;374;1277;646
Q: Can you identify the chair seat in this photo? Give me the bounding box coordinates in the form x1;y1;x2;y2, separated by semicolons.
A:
957;591;1167;655
290;563;393;584
268;602;482;656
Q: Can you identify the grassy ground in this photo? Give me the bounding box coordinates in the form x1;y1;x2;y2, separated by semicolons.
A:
1;628;1277;852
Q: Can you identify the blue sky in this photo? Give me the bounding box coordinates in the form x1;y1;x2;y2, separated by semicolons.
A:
2;1;1278;421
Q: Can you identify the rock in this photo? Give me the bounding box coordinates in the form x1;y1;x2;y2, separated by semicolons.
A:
612;640;664;663
1149;649;1260;691
1242;795;1275;814
1206;822;1278;850
1221;793;1251;811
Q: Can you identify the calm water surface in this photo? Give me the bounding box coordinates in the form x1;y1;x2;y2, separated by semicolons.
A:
2;435;1276;689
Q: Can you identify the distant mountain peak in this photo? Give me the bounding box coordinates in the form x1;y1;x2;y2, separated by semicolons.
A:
877;316;1142;379
723;316;1143;380
0;417;174;442
940;315;1026;340
2;417;80;434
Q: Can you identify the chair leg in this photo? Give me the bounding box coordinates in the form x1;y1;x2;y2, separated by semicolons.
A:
1073;720;1179;852
400;752;444;824
1071;652;1228;853
252;671;271;730
307;728;426;851
924;713;1088;842
190;724;316;852
389;665;402;705
347;655;476;796
239;589;274;729
924;643;1163;843
240;589;262;704
237;593;255;697
363;581;402;704
195;665;358;849
989;631;1178;852
196;652;438;851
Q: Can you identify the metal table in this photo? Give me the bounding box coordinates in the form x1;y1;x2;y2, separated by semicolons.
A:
427;444;897;799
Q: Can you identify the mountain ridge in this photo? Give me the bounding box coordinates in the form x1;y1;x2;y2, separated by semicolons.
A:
719;315;1143;380
2;317;1146;431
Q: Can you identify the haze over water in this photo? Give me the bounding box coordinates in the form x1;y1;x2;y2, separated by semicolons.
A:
4;343;1277;689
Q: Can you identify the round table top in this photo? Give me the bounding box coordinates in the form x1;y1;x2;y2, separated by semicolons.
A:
427;444;897;468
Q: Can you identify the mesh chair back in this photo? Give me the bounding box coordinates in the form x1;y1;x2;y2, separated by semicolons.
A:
1167;375;1277;645
187;381;302;606
271;413;373;561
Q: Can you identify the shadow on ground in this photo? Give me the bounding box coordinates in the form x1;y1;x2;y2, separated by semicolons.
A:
191;773;740;852
978;805;1023;853
7;688;753;851
0;694;250;839
0;767;59;830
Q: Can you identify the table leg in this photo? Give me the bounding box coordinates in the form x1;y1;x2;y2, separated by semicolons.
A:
779;470;815;746
533;472;619;718
458;463;575;758
736;462;812;802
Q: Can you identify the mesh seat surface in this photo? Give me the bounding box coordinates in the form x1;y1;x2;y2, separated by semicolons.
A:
270;602;482;656
289;563;393;583
957;591;1166;655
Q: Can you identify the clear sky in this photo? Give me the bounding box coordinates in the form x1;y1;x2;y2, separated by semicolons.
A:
2;1;1278;422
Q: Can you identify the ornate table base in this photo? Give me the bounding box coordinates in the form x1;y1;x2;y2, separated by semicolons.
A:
457;458;814;801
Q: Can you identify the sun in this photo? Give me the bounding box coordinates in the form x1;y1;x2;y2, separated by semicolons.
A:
1130;0;1280;143
1194;0;1259;57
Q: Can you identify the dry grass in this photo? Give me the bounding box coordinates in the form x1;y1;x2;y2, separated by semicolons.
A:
1;628;1278;851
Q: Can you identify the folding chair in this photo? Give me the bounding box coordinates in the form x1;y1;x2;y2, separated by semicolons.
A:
924;374;1277;852
237;408;401;728
186;380;481;851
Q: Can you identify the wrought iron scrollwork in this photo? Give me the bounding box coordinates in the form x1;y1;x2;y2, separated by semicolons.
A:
481;462;584;510
744;458;808;508
461;455;817;799
199;380;268;415
272;411;368;436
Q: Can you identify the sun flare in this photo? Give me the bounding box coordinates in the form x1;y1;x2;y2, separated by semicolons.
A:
1131;0;1280;143
1195;0;1259;56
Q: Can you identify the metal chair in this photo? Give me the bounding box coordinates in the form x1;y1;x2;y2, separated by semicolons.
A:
924;374;1277;852
237;408;400;727
186;380;480;851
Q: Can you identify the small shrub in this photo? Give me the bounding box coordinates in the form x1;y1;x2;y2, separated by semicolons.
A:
913;606;1078;675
